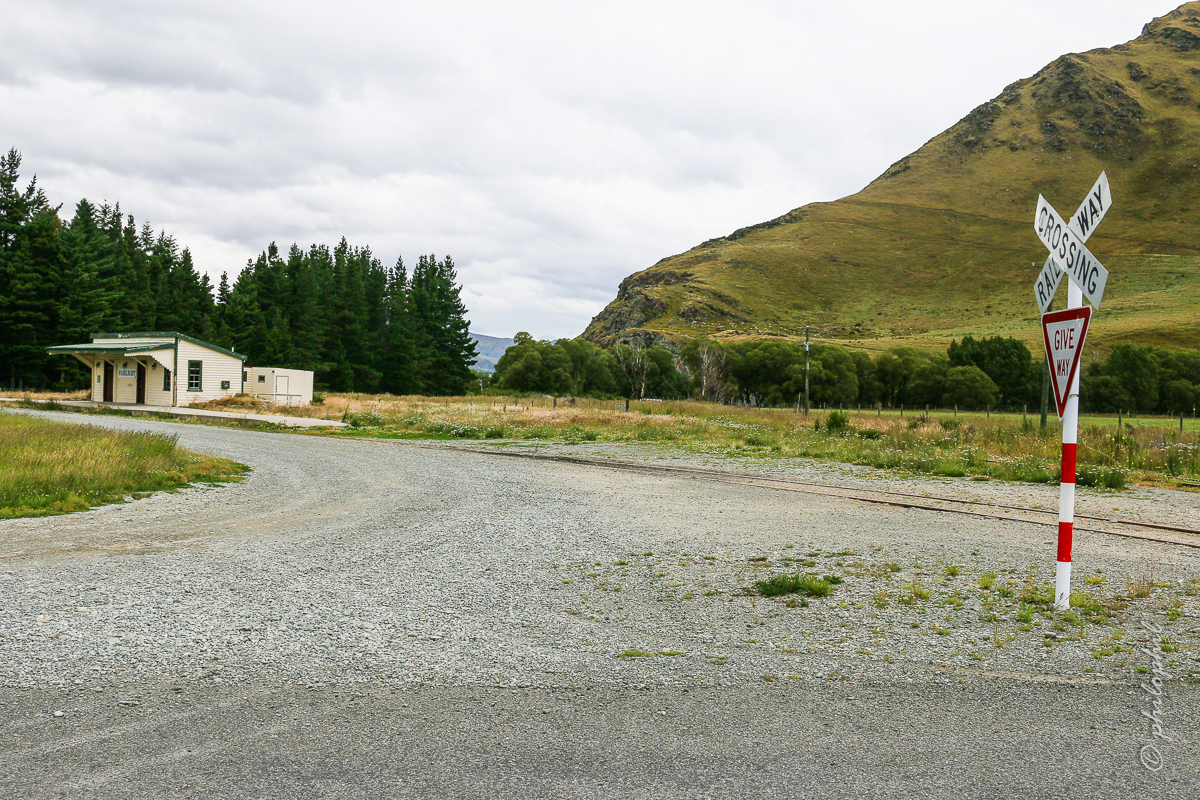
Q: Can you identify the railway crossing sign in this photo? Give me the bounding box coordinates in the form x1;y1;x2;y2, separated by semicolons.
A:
1031;171;1113;611
1033;172;1111;312
1041;306;1091;419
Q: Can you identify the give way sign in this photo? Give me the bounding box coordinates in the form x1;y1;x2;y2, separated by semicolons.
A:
1042;307;1092;418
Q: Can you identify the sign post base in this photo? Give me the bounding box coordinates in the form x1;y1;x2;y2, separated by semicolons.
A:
1055;561;1072;611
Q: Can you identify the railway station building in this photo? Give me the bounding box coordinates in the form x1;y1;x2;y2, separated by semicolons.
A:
46;331;247;407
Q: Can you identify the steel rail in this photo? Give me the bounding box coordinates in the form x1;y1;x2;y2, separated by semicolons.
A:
455;447;1200;550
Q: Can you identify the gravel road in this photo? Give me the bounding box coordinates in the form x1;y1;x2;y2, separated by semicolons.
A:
1;409;1198;798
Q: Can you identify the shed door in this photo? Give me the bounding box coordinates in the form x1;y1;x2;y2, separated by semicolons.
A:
275;374;289;406
103;362;114;402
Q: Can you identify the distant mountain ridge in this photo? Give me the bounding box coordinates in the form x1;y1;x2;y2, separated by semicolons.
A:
469;333;515;373
583;2;1200;357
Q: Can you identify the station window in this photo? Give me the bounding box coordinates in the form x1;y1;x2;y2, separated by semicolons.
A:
163;368;171;392
258;374;266;383
187;360;202;392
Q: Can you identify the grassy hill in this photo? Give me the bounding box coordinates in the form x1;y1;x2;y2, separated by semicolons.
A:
583;2;1200;358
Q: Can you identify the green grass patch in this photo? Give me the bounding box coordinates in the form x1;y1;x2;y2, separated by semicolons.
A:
0;413;249;518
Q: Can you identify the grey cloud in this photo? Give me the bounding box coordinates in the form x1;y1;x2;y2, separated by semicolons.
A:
1;0;1168;338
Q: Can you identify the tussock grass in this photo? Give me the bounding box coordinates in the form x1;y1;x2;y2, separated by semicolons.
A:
0;413;248;518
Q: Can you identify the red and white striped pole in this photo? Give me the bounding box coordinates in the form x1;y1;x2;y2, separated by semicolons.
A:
1055;280;1084;610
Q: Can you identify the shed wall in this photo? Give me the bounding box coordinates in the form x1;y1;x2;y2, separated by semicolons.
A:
245;367;314;406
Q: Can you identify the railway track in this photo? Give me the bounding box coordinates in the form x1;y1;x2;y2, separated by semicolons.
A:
458;446;1200;550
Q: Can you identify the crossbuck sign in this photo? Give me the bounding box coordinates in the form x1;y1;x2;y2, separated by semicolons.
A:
1032;172;1112;611
1033;172;1111;313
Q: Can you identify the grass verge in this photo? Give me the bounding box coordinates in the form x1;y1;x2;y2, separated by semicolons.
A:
0;413;249;518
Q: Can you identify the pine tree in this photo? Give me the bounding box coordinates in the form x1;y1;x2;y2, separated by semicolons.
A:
379;256;415;394
410;254;477;395
0;149;60;388
59;199;120;365
285;245;325;372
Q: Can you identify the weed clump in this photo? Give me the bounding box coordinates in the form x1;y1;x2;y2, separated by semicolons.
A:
755;573;837;598
1076;463;1127;489
815;410;851;434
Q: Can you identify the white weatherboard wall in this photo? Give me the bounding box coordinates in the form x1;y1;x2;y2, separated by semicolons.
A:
244;367;314;406
178;339;242;405
113;361;138;404
139;349;176;406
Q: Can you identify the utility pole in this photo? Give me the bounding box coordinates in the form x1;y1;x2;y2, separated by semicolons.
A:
803;325;810;416
1040;360;1050;429
1040;294;1051;429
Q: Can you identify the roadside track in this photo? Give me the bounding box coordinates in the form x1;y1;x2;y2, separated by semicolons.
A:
455;447;1200;550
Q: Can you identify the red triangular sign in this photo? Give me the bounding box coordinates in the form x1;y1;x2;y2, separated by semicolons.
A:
1042;307;1091;419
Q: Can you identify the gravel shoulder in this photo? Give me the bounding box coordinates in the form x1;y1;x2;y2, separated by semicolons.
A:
1;410;1198;798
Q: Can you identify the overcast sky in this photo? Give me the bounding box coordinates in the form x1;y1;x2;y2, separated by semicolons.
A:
1;0;1173;339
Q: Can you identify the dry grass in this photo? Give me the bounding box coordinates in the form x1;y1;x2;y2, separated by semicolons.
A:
0;390;88;401
239;393;1200;485
0;412;248;518
14;387;1200;486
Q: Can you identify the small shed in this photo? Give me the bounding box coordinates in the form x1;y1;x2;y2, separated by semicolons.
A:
243;367;314;406
47;332;247;407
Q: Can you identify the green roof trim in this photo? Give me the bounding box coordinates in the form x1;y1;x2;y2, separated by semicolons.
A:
89;331;248;361
46;342;173;355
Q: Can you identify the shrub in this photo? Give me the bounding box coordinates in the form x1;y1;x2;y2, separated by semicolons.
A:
349;411;385;428
824;410;850;432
